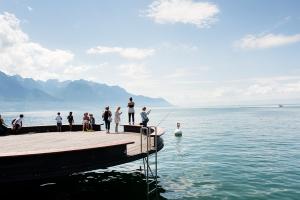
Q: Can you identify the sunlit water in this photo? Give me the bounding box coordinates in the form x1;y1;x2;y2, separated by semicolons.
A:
1;106;300;199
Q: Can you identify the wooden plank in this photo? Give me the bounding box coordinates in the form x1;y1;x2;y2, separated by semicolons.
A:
0;130;158;157
0;131;134;157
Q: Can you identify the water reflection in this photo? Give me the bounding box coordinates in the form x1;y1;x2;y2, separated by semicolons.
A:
175;136;183;155
1;171;166;200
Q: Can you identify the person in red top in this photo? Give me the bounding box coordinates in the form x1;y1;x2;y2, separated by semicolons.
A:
82;112;90;131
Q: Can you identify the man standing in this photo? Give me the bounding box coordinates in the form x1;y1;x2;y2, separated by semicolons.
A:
56;112;63;132
67;112;74;131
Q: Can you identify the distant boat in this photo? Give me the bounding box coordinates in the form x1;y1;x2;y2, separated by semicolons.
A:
278;104;283;108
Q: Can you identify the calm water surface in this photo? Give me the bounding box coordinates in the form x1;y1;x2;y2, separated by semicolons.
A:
1;106;300;199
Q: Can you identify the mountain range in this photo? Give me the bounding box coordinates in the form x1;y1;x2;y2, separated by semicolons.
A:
0;71;171;107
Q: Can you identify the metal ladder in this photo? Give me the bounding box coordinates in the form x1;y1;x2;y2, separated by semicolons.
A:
140;126;158;200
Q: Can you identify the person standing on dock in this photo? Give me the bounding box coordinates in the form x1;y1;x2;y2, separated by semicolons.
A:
114;107;122;133
0;114;8;135
127;97;135;125
67;112;74;131
12;114;24;134
56;112;62;132
102;106;112;133
82;112;90;131
89;114;95;130
140;107;151;127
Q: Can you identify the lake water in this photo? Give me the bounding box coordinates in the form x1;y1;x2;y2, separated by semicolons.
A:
1;106;300;200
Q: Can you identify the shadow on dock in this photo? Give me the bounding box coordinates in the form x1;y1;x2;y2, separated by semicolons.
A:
0;170;167;200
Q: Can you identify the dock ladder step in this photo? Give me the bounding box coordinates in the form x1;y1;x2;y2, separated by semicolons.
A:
140;126;159;200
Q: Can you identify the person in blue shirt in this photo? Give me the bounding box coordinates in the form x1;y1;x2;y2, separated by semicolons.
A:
140;107;151;127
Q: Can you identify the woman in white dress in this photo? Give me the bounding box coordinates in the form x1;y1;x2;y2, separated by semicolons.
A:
115;107;122;133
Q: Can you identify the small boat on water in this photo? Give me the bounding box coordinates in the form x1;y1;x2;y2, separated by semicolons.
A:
278;104;284;108
174;123;182;137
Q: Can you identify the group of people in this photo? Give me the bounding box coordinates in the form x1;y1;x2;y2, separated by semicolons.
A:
55;111;96;132
0;114;24;135
101;97;151;133
0;97;151;135
55;97;151;133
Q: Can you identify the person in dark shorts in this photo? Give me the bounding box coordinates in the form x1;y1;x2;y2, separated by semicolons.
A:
55;112;62;132
67;112;74;131
140;107;151;127
0;114;8;135
102;106;112;133
127;97;135;125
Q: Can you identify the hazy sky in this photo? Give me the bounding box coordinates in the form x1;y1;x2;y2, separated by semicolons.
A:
1;0;300;106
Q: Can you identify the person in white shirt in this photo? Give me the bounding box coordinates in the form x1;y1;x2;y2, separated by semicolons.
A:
114;107;122;133
12;114;24;134
55;112;62;132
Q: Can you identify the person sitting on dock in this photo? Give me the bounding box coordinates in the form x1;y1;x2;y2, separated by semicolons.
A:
127;97;135;125
55;112;63;132
102;107;112;133
82;112;90;131
12;114;24;134
67;112;74;131
0;114;8;135
114;107;122;133
89;113;95;131
140;107;151;127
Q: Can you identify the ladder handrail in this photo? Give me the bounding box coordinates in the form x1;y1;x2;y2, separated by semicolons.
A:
140;126;158;199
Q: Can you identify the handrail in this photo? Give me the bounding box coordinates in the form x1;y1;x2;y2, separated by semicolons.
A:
140;126;158;199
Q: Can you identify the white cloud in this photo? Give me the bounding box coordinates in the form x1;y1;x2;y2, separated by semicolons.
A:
0;12;28;48
235;33;300;50
145;0;219;28
87;46;155;60
0;12;87;80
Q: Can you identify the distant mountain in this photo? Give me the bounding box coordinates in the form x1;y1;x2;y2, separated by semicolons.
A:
0;71;171;107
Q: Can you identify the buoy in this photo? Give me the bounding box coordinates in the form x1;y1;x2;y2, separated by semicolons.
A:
174;122;182;137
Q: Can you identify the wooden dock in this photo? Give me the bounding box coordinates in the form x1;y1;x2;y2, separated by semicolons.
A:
0;125;165;182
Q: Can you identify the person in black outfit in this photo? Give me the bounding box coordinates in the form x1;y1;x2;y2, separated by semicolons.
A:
67;112;74;131
102;106;112;133
127;97;135;125
0;114;8;135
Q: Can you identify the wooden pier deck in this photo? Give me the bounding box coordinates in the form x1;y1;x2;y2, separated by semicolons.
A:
0;131;154;157
0;126;165;182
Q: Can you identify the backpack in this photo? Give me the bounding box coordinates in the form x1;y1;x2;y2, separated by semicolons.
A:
144;117;149;123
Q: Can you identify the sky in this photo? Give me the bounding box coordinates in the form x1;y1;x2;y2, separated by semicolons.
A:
1;0;300;106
